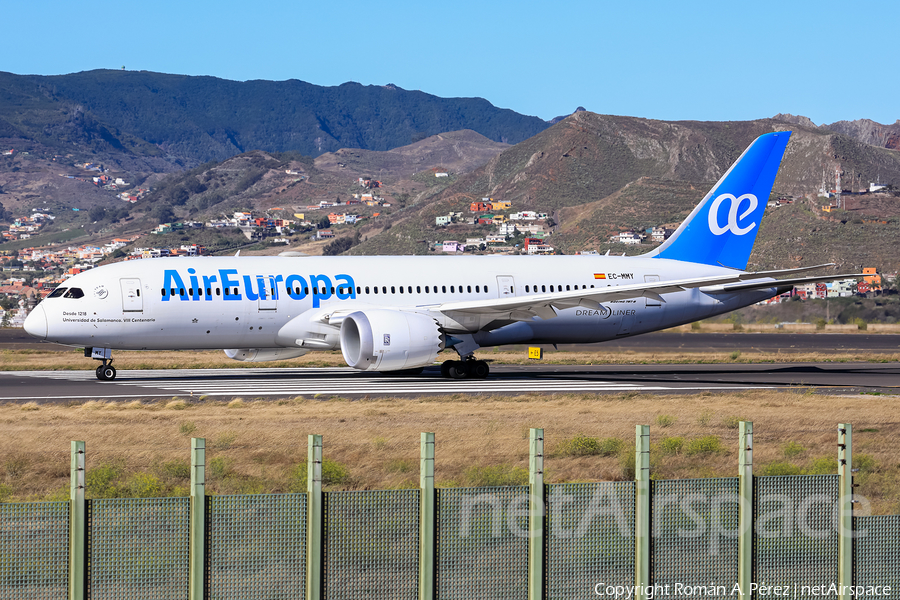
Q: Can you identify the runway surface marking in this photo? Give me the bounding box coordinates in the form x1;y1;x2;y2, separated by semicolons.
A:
2;368;776;398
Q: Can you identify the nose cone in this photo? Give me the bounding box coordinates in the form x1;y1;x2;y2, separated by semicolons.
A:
23;304;47;340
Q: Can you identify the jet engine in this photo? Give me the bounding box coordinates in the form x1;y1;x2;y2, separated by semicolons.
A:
224;348;310;362
340;310;443;372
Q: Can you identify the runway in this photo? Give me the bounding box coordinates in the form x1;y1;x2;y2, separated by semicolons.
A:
1;362;897;402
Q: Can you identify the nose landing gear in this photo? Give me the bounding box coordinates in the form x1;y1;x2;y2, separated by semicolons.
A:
96;364;117;381
86;347;117;381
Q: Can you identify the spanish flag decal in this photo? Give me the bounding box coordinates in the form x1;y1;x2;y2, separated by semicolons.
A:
594;273;607;279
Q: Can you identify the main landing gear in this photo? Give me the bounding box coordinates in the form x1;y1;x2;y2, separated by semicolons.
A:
440;358;490;379
86;347;117;381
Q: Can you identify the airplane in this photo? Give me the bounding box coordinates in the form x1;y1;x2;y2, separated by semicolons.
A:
23;131;862;381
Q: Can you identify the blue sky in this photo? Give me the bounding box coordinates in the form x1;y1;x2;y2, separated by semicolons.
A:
4;0;896;125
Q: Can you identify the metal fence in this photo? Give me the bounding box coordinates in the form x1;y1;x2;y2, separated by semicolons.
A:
2;423;899;600
0;501;69;600
208;493;308;600
436;486;529;599
651;478;739;599
324;489;419;600
546;481;634;599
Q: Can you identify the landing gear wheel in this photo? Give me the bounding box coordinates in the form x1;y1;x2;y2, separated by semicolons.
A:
97;365;116;381
441;360;455;378
470;360;490;379
448;361;468;379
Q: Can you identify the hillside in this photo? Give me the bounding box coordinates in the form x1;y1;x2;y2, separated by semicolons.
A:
346;112;900;273
0;70;549;163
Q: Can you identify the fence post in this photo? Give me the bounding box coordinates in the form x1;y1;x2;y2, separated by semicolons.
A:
635;425;650;600
528;428;544;600
69;441;85;600
419;432;435;600
307;434;323;600
189;438;206;600
838;423;853;600
738;421;753;599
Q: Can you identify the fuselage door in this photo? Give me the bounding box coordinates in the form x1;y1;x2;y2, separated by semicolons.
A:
120;278;143;312
497;275;516;298
258;275;277;312
644;275;661;307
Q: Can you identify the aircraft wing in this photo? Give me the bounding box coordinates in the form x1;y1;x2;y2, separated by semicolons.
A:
429;265;858;321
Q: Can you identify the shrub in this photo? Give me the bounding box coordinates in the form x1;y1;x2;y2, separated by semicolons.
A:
760;462;803;476
556;435;624;457
658;437;685;455
854;453;877;473
288;458;351;491
86;462;125;498
722;416;746;430
209;457;232;480
211;431;237;450
179;421;197;436
126;472;163;498
154;458;190;480
805;457;834;475
684;435;726;455
782;441;805;459
655;414;676;428
463;464;528;487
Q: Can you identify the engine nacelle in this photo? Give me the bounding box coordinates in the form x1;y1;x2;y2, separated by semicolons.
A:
340;310;443;371
224;348;310;362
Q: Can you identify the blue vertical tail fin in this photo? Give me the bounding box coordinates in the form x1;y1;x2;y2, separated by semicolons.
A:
648;131;791;270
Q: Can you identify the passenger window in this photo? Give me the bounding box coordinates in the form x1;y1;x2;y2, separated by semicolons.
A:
357;286;361;295
542;285;546;292
382;286;387;294
64;288;85;299
467;286;472;293
408;286;412;294
180;288;186;296
160;289;166;297
399;286;404;294
216;288;221;296
365;287;370;294
476;285;480;293
137;289;141;297
550;285;554;292
450;286;454;293
374;287;378;294
48;288;68;298
566;285;570;291
417;286;421;293
525;285;530;293
442;286;446;293
484;286;488;293
391;286;396;294
425;286;430;293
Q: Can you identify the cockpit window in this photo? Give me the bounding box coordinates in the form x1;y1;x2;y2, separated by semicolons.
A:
63;288;85;299
47;287;68;299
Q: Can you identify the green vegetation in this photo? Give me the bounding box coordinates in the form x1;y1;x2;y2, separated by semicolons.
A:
0;70;548;162
555;435;625;457
462;464;529;487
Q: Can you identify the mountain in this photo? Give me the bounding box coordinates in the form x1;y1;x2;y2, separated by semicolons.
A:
0;70;549;163
823;118;900;151
773;114;900;152
346;111;900;273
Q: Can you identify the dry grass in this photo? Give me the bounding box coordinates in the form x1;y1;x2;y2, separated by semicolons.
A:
1;348;898;372
1;391;899;515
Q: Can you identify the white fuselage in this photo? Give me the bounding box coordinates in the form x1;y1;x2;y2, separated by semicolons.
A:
28;254;776;351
